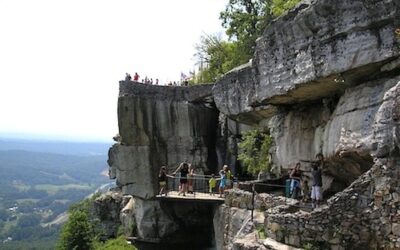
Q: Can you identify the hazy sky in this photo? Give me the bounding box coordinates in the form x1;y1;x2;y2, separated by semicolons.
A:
0;0;227;142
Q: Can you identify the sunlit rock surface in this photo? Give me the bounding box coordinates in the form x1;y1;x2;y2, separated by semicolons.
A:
110;82;218;198
108;82;219;242
103;0;400;248
213;0;399;123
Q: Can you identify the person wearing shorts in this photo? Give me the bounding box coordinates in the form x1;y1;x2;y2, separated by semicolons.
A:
179;163;189;196
311;154;324;208
158;166;168;196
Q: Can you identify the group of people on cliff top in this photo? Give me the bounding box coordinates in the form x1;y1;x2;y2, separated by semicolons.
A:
158;162;233;198
125;72;189;86
289;153;325;209
125;72;159;85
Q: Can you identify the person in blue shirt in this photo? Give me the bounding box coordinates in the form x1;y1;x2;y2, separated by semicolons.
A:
219;168;227;198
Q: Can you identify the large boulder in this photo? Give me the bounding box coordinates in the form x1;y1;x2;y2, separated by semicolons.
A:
213;0;400;123
109;82;219;198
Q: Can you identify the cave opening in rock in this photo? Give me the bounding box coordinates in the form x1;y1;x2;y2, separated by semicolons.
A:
321;152;374;199
150;201;218;250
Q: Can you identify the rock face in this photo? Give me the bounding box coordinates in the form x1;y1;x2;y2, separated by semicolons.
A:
93;190;124;238
108;82;220;242
104;0;400;248
210;0;400;249
265;157;400;249
213;0;400;188
213;0;400;123
110;82;218;198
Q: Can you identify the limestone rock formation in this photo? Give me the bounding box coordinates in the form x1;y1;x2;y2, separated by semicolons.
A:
213;0;400;124
210;0;400;248
108;82;220;241
93;190;123;238
109;82;218;198
103;0;400;248
213;0;400;192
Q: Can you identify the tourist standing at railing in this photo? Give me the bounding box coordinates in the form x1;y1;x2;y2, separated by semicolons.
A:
187;164;195;194
173;162;189;196
289;162;302;199
158;166;172;196
224;165;233;189
209;174;216;195
219;168;227;198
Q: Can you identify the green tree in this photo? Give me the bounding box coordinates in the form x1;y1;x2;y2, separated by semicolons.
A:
17;214;41;227
238;129;273;175
193;34;248;83
271;0;301;17
192;0;301;84
57;210;94;250
220;0;272;60
94;236;137;250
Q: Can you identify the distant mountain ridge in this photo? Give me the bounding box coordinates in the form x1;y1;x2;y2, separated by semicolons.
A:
0;138;112;156
0;150;108;186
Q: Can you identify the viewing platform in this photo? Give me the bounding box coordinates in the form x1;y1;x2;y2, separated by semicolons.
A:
155;191;225;204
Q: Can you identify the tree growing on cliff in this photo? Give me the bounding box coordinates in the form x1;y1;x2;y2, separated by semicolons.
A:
57;210;94;250
193;34;249;83
220;0;272;61
192;0;301;84
238;129;273;176
220;0;302;53
271;0;301;16
57;193;102;250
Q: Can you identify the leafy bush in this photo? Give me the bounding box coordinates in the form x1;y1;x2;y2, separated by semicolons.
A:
94;236;137;250
57;210;94;250
255;224;266;239
271;0;302;17
56;194;102;250
191;0;303;84
238;130;273;175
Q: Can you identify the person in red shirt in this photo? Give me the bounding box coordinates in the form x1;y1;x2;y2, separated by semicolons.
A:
133;72;139;81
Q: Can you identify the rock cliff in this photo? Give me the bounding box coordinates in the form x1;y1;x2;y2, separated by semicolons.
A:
108;82;220;244
214;0;399;123
110;83;218;198
214;0;400;190
211;0;400;249
103;0;400;249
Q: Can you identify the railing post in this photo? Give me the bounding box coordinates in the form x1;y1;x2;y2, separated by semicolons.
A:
251;184;255;221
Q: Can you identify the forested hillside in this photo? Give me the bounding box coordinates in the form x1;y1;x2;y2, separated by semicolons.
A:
0;141;111;249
